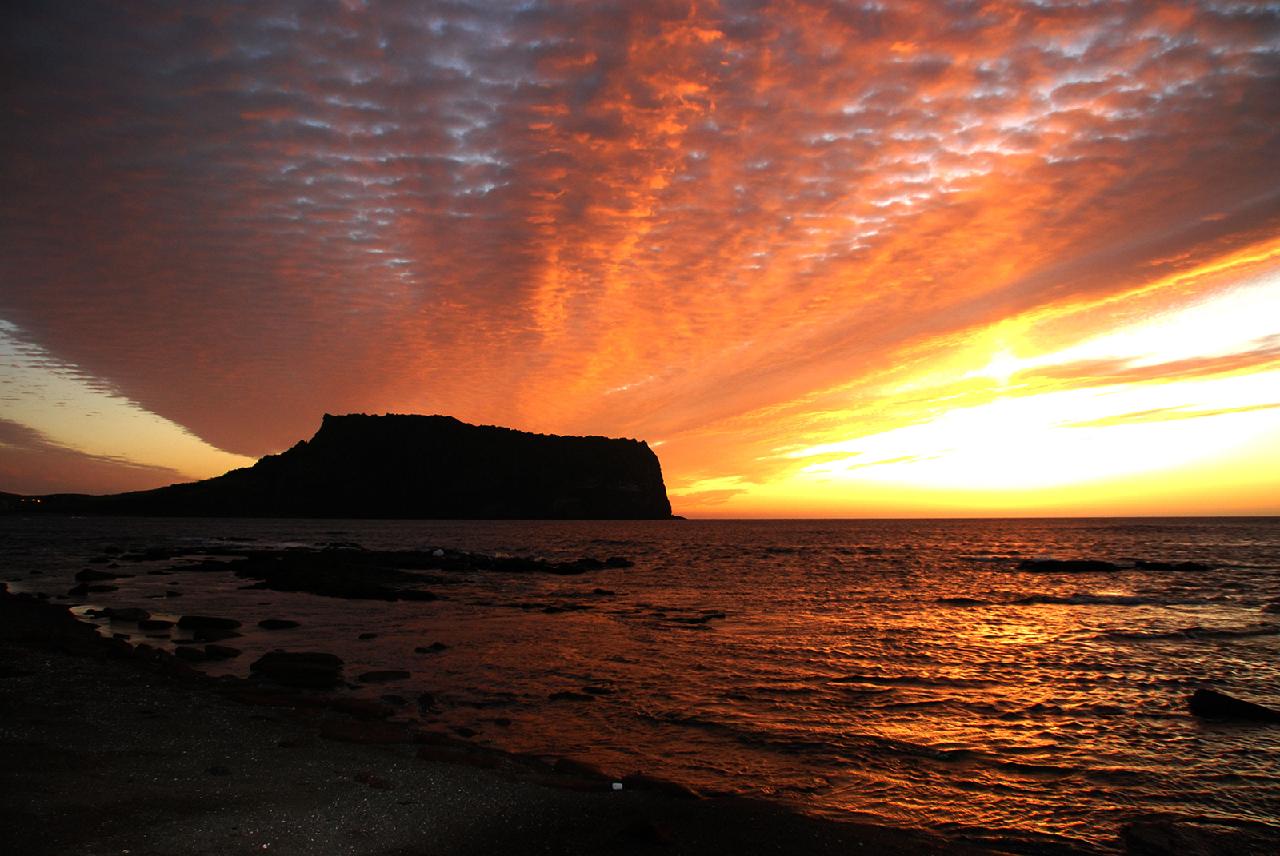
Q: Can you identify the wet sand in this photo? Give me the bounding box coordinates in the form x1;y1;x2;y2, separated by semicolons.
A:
0;588;1020;856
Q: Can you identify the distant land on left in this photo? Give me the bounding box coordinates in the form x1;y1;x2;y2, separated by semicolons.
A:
1;414;676;520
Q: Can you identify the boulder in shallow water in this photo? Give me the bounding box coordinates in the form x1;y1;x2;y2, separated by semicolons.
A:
203;644;241;660
414;641;448;654
177;614;241;630
250;651;344;689
258;618;300;630
173;646;208;662
1188;688;1280;723
1017;558;1121;573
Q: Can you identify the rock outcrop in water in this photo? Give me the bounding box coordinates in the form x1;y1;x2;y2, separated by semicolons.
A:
1187;688;1280;723
15;414;674;519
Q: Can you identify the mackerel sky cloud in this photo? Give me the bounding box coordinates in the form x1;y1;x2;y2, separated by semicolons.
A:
2;1;1279;513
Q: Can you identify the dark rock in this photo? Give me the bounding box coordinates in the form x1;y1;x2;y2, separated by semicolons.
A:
191;628;241;643
581;685;613;696
414;642;449;654
258;618;300;630
592;588;615;596
604;556;633;568
104;607;150;622
25;413;674;519
1188;688;1280;723
75;568;121;582
451;725;478;738
250;651;344;689
358;669;410;683
174;646;208;662
138;618;173;630
223;552;440;601
416;692;437;710
380;694;408;706
358;632;378;640
1017;558;1121;573
203;644;242;660
177;615;242;630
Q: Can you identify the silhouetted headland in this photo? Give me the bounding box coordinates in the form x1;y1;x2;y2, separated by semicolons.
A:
13;414;675;519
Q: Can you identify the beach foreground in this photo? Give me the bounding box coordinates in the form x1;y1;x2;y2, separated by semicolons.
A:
0;589;1017;856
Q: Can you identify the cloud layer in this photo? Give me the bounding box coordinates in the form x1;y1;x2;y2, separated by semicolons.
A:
2;1;1278;506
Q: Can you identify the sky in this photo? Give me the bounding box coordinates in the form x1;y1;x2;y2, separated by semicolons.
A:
1;0;1278;516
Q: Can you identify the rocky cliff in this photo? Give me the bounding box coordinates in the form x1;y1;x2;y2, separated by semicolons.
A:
25;414;675;519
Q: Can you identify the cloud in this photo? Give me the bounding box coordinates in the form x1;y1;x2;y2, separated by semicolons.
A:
0;418;186;494
1;0;1278;502
1064;401;1280;429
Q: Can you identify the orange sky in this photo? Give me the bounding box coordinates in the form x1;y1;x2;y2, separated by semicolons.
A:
2;1;1278;515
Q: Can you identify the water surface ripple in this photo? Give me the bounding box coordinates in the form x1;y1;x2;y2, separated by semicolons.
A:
5;516;1279;853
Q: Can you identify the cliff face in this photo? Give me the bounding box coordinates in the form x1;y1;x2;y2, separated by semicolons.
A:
33;415;675;519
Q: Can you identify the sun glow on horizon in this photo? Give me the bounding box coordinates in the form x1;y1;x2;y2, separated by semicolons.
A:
672;241;1280;517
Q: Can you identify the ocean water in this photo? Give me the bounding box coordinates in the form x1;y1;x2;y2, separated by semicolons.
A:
4;516;1279;853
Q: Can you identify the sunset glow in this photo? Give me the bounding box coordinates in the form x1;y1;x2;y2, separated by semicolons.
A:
2;1;1278;514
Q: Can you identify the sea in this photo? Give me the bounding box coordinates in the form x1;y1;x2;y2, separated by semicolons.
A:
3;516;1279;853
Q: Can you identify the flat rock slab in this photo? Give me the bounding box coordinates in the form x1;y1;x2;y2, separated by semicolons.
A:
250;651;344;689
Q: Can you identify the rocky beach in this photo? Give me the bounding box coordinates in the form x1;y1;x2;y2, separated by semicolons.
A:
1;587;1005;856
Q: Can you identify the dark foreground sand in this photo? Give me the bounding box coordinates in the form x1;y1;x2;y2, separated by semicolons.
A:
0;589;1056;856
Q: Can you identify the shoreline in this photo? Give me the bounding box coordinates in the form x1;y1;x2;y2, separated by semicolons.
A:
0;588;1021;856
